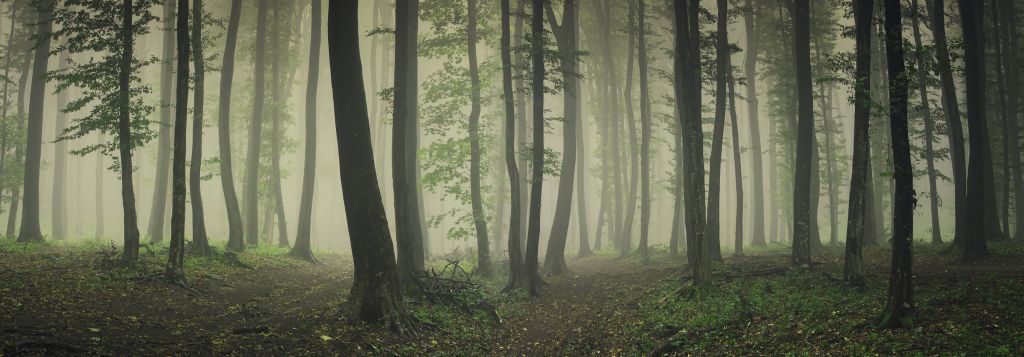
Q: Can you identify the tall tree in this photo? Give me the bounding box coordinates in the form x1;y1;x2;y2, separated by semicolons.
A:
909;0;941;244
51;49;71;241
637;0;651;263
243;0;269;246
328;0;410;333
501;0;526;291
706;0;730;261
543;0;578;275
166;0;190;284
959;0;989;259
147;0;175;245
995;0;1022;240
218;0;244;252
393;0;425;285
525;0;545;296
466;0;491;276
119;0;141;262
188;0;210;255
927;0;967;246
789;0;814;267
742;0;766;247
878;0;914;328
844;0;874;287
728;54;744;256
620;0;640;255
269;0;288;248
15;0;53;243
291;0;321;264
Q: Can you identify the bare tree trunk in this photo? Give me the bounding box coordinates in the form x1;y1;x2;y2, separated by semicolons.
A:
543;0;578;275
96;135;105;238
219;0;245;252
16;0;53;243
467;0;491;276
189;0;210;255
959;0;990;260
292;0;321;263
525;0;546;296
118;0;141;263
789;0;814;267
742;0;765;247
638;0;652;263
620;0;639;255
844;0;873;288
706;0;730;262
910;0;941;244
165;0;190;283
52;49;70;241
148;0;176;245
243;0;269;247
727;53;743;257
501;0;526;291
269;0;288;248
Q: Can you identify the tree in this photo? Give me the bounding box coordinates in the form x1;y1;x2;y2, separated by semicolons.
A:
844;0;874;287
327;0;410;333
706;0;730;262
959;0;990;260
243;0;269;247
166;0;190;284
788;0;814;267
466;0;491;276
51;49;71;241
14;0;53;243
878;0;914;328
189;0;210;255
543;0;578;276
907;0;940;244
742;0;766;247
218;0;244;252
728;50;744;256
637;0;651;263
393;0;426;285
501;0;526;291
620;0;640;256
147;0;175;245
291;0;321;264
994;0;1022;241
268;0;288;248
525;0;545;296
118;0;142;262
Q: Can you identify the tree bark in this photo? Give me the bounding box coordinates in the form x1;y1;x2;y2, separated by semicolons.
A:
707;0;730;262
148;0;176;245
243;0;269;247
727;52;743;257
637;0;652;263
292;0;321;263
189;0;210;255
910;0;941;244
928;0;967;246
118;0;141;263
51;49;70;241
466;0;491;276
742;0;766;247
393;0;426;287
543;0;578;275
219;0;245;252
789;0;814;267
959;0;990;260
328;1;410;333
501;0;526;291
15;0;53;243
166;0;190;284
524;0;546;296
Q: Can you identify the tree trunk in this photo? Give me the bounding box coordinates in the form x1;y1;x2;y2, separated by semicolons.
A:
910;0;941;244
118;0;141;262
269;0;288;248
219;0;245;252
5;46;29;239
741;0;765;248
789;0;814;267
637;0;652;263
189;0;210;255
928;0;967;246
620;0;639;255
573;5;589;259
96;135;105;238
166;0;190;284
878;0;914;328
327;1;410;333
393;0;426;287
707;0;730;262
514;0;530;256
999;0;1023;241
501;0;526;291
727;53;743;257
15;0;53;243
292;0;321;264
148;0;176;245
466;0;491;276
959;0;990;260
524;0;546;296
243;0;268;247
543;0;577;275
51;49;70;241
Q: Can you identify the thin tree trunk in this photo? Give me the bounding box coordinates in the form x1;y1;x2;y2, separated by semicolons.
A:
706;0;729;262
166;0;190;283
501;0;526;291
15;0;53;243
148;0;176;245
910;0;941;244
467;0;491;276
243;0;269;247
525;0;546;296
270;0;288;248
928;0;967;247
543;0;577;275
219;0;245;252
637;0;652;263
96;135;105;238
620;0;639;255
727;54;743;257
52;49;70;241
741;0;765;247
189;0;210;255
292;0;321;263
118;0;141;263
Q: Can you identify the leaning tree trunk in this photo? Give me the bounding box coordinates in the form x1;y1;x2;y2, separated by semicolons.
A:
243;0;269;247
620;0;640;255
328;0;410;334
166;0;190;284
910;0;941;244
706;0;730;262
292;0;321;264
501;0;526;291
219;0;245;252
727;55;744;257
148;0;176;245
878;0;914;329
959;0;990;260
189;0;210;255
928;0;967;247
543;0;578;275
789;0;814;267
52;49;71;241
467;0;491;277
118;0;141;263
525;0;546;296
16;0;54;243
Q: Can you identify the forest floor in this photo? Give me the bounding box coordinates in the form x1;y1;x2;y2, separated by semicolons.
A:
1;238;1022;356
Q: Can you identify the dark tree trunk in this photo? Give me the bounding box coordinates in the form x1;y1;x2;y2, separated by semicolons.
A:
189;0;210;255
959;0;990;260
148;0;176;245
118;0;141;263
706;0;730;262
669;114;684;258
393;0;426;286
789;0;814;267
514;0;529;255
822;86;839;246
51;49;70;241
15;0;53;243
620;0;639;255
243;0;268;247
675;0;710;284
524;0;545;296
727;53;743;257
993;0;1023;240
928;0;967;246
5;47;29;239
742;0;765;247
219;0;245;252
637;0;652;263
327;1;410;333
543;0;577;275
573;5;589;259
269;0;288;249
878;0;914;328
501;0;526;291
292;0;321;264
467;0;491;276
910;0;941;244
96;135;105;238
166;0;190;284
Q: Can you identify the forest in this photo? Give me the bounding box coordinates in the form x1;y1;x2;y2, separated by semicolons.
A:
0;0;1022;355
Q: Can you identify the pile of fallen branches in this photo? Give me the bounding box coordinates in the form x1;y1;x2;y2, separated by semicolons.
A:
412;260;501;324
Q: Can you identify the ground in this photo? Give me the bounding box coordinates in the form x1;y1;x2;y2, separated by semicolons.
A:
1;238;1022;356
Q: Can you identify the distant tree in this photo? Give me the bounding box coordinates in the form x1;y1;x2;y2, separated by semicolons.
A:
327;0;410;334
243;0;269;247
291;0;321;264
706;0;730;262
166;0;190;284
51;49;71;241
789;0;814;267
742;0;766;248
637;0;652;263
15;0;54;243
959;0;990;260
878;0;914;329
501;0;526;291
909;0;941;245
465;0;492;276
147;0;176;245
844;0;874;287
